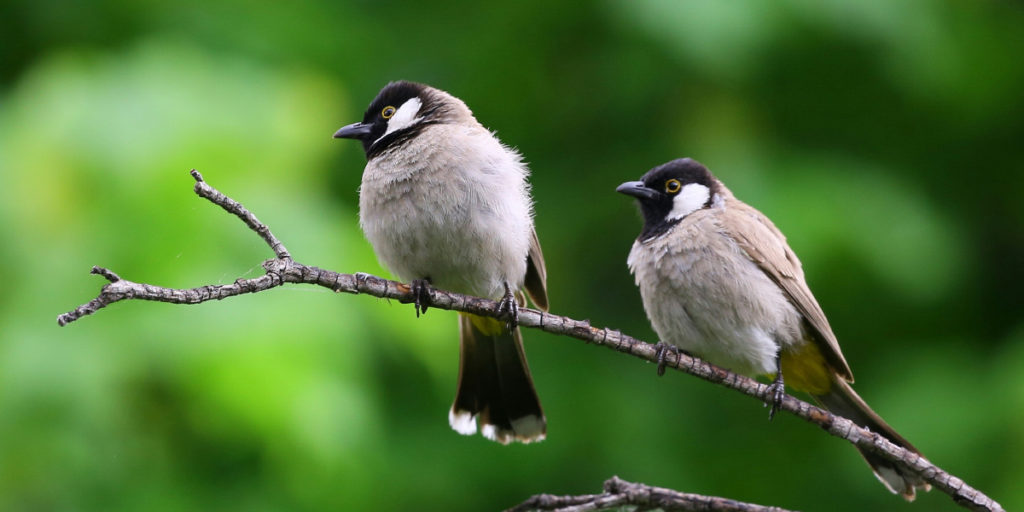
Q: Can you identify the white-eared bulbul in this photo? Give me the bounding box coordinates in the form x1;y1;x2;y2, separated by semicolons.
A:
334;81;548;444
618;158;929;499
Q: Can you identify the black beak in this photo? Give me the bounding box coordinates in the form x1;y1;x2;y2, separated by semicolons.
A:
616;181;658;200
333;122;372;140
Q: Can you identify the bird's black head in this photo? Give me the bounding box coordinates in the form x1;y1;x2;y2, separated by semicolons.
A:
617;158;720;240
333;81;446;159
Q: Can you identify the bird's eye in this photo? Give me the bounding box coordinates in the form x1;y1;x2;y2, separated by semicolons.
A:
381;106;397;119
665;179;682;194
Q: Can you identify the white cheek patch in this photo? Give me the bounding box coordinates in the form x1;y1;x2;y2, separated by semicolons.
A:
379;97;423;141
667;183;711;220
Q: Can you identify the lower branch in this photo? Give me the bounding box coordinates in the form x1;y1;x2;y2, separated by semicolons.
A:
506;476;796;512
56;171;1004;512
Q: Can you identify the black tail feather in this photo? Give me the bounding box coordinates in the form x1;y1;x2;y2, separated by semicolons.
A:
449;314;545;444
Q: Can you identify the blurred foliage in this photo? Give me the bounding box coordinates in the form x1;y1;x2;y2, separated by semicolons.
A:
1;0;1022;511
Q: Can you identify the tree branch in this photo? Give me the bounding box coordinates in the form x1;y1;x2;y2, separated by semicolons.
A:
57;171;1004;512
506;476;796;512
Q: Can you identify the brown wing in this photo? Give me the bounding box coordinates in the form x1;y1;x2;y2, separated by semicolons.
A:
522;227;549;311
723;194;854;382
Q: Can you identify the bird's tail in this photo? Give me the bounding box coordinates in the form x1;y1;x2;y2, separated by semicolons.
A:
813;376;931;500
449;313;545;444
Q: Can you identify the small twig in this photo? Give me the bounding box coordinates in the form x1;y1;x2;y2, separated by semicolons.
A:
190;169;291;260
91;266;121;282
506;476;796;512
56;171;1005;512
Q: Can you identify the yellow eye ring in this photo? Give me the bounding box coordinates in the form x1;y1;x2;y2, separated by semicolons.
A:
665;179;682;194
381;106;397;119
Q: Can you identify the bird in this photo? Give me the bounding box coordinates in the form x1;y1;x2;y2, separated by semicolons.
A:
333;81;548;444
617;157;929;499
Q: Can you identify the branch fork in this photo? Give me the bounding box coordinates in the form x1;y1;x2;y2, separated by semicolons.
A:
506;476;795;512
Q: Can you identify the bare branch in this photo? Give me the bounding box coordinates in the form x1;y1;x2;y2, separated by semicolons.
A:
191;169;291;260
56;171;1005;512
506;476;796;512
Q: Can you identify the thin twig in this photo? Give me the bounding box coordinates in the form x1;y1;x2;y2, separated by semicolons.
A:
506;476;796;512
190;169;291;260
56;171;1005;512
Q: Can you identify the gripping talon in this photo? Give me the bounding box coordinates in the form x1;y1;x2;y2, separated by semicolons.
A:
766;355;785;420
653;342;680;376
411;278;432;317
496;281;519;330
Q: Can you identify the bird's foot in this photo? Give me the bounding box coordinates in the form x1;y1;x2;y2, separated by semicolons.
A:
653;342;681;377
765;372;785;421
411;278;432;317
495;281;519;330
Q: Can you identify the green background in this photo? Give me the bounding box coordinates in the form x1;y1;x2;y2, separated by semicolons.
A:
2;1;1022;511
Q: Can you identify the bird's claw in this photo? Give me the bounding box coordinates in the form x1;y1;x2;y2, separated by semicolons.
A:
496;281;519;330
411;279;432;317
765;373;785;421
653;342;680;377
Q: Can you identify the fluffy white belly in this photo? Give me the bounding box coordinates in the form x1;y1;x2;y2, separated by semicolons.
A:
359;157;530;299
628;218;803;376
